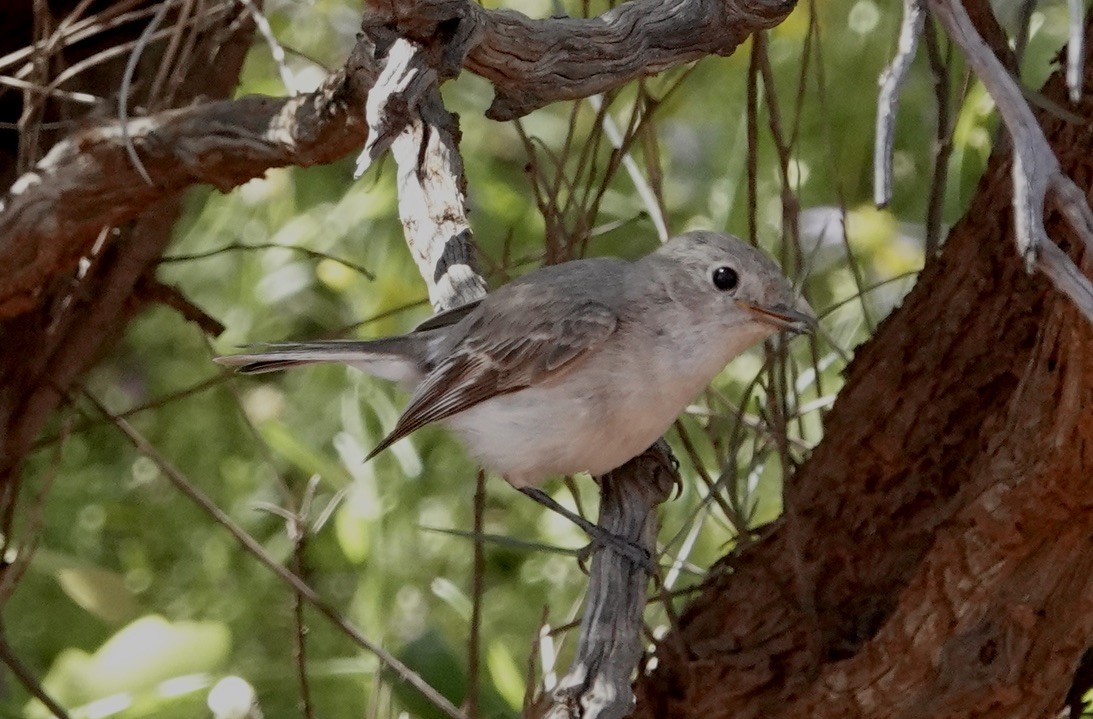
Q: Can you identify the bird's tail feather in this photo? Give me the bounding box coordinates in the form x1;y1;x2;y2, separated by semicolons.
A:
215;338;424;382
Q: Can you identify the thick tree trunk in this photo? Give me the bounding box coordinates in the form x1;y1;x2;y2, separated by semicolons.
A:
634;30;1093;719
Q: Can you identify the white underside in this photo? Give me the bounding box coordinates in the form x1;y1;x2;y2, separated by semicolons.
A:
441;322;771;487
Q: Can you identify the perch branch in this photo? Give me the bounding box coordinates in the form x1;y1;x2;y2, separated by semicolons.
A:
544;443;677;719
928;0;1093;323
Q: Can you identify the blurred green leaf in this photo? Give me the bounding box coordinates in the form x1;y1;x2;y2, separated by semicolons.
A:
27;615;230;718
32;549;139;625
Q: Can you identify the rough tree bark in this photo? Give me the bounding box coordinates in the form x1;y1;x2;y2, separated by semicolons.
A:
634;28;1093;719
0;0;259;498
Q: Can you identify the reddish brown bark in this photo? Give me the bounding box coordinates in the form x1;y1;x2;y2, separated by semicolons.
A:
634;36;1093;719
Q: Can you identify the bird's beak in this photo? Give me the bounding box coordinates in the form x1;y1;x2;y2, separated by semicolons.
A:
739;298;817;335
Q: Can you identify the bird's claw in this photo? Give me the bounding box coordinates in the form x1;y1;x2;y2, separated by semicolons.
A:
576;528;658;576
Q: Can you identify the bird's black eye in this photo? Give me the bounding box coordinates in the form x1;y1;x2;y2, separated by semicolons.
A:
712;266;739;291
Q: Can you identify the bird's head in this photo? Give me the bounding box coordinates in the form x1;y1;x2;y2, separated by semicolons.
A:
647;230;816;345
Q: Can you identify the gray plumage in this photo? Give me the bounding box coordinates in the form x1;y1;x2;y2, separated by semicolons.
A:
216;231;814;487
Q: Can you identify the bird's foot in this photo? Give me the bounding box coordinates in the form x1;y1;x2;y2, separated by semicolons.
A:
519;487;658;575
574;532;659;576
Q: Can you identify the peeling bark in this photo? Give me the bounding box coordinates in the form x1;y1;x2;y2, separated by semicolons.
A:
634;31;1093;719
364;0;794;120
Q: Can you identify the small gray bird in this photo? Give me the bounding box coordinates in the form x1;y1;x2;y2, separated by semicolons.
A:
217;231;813;564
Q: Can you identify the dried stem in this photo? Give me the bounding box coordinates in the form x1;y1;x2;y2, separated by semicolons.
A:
923;18;954;256
874;0;925;208
0;630;70;719
930;0;1093;323
467;470;487;718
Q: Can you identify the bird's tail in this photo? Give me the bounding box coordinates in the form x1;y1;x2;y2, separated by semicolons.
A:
215;337;425;383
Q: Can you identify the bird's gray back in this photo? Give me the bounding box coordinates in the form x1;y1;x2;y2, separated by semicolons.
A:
432;257;631;359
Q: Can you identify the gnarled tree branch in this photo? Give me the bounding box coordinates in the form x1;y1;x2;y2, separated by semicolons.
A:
0;42;378;317
0;0;795;319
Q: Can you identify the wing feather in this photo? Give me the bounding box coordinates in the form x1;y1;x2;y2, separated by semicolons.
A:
367;300;617;458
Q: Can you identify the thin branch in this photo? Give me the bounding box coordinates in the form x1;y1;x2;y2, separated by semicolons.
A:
119;0;177;186
29;373;231;452
0;419;67;609
0;1;157;76
1013;0;1038;63
587;93;669;242
138;278;226;336
240;0;296;94
923;18;954;256
0;631;70;719
290;477;318;719
160;241;376;279
874;0;926;208
466;470;486;719
81;389;468;719
48;2;230;95
0;75;100;104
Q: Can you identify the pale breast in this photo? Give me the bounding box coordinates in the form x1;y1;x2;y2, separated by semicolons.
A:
442;344;710;486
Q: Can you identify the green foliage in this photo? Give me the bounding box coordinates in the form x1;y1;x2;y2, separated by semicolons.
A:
6;0;1076;717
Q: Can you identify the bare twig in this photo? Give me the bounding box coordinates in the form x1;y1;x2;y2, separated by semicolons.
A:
160;241;376;279
1013;0;1038;64
119;0;176;186
29;373;231;452
0;75;100;104
0;419;67;609
931;0;1093;323
587;94;669;242
0;631;70;719
467;470;486;718
290;477;318;719
240;0;296;94
923;18;954;256
138;278;226;336
81;390;468;719
874;0;926;208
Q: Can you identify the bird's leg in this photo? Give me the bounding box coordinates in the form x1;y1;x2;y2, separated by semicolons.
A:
518;487;657;575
